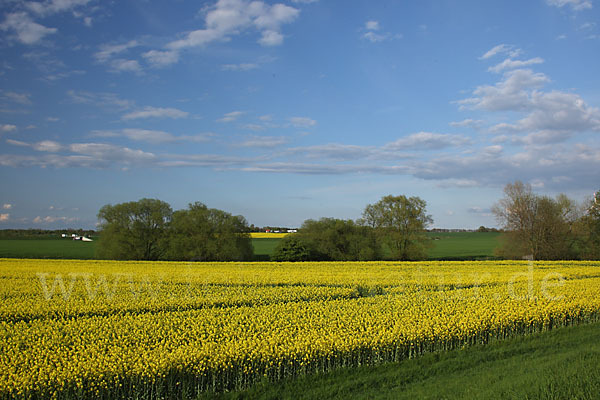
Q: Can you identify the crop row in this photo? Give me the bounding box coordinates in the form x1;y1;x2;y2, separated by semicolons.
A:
1;259;600;399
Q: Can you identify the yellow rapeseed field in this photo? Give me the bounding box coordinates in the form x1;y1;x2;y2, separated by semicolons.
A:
1;258;600;399
250;232;289;238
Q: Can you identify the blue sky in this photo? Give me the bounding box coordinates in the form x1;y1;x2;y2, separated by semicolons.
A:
1;0;599;230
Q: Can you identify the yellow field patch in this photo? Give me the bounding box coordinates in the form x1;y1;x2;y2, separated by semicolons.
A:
250;232;289;238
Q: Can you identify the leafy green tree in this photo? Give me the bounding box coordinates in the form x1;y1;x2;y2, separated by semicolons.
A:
272;235;311;261
360;195;432;260
302;218;381;261
96;198;172;260
166;202;253;261
280;218;381;261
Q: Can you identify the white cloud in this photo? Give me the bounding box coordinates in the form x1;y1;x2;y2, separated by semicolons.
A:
122;106;189;120
461;59;600;144
479;44;521;60
258;30;284;46
0;213;9;222
142;50;179;68
109;59;142;74
237;135;289;148
488;57;544;73
2;91;32;105
32;215;78;224
95;129;174;144
242;123;266;131
67;90;134;110
498;91;600;144
91;129;214;144
2;204;12;209
217;111;245;122
361;19;398;43
6;139;29;147
290;116;316;127
385;132;471;150
69;143;156;162
26;0;93;16
0;124;17;132
546;0;592;11
287;143;378;161
165;0;299;57
0;12;57;45
458;69;550;111
95;41;139;63
2;140;157;169
579;22;597;30
362;31;388;43
95;41;142;73
33;140;62;152
7;138;63;152
157;154;261;168
365;20;380;31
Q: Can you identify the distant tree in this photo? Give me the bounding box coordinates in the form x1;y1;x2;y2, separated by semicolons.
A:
286;218;381;261
491;181;580;260
96;198;172;260
360;195;433;260
272;235;311;261
575;191;600;260
477;226;500;233
165;202;253;261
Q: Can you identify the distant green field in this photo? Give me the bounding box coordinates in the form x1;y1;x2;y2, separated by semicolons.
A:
426;231;501;260
0;232;501;260
0;239;97;259
252;232;501;261
251;238;281;260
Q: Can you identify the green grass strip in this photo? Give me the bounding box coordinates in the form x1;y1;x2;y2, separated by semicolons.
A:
204;321;600;400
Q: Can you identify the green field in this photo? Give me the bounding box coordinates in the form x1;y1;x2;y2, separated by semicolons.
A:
426;231;501;260
251;238;281;260
0;239;98;259
251;232;502;261
207;321;600;399
0;232;501;260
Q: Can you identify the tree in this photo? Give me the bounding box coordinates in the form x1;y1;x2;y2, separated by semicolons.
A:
360;195;433;260
96;198;172;260
575;191;600;260
272;235;311;261
491;181;580;260
276;218;381;261
165;202;253;261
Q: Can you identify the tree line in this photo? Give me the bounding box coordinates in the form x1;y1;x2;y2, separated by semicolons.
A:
492;181;600;260
272;195;432;261
96;199;253;261
96;184;600;262
96;195;433;261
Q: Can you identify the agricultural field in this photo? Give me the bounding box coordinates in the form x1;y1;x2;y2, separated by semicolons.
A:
249;232;290;239
426;231;501;260
0;232;500;260
0;239;98;259
1;258;600;399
